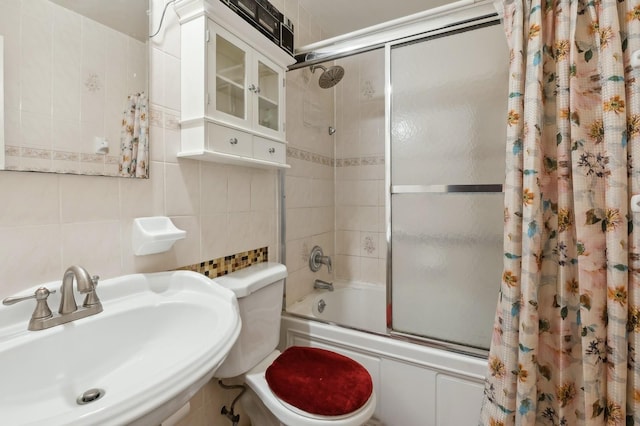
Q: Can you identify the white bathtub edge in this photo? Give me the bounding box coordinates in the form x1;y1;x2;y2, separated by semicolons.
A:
280;314;487;382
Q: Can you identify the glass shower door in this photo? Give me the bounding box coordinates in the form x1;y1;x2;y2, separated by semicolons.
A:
389;22;509;350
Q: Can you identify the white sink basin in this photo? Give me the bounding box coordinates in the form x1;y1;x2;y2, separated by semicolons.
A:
0;270;241;425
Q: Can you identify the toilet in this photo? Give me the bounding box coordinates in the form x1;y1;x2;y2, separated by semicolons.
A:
212;262;376;426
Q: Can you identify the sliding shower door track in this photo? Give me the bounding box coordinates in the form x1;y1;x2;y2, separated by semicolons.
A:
391;184;503;194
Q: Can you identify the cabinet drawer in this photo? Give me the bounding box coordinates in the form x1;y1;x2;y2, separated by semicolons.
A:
208;123;252;157
253;138;285;164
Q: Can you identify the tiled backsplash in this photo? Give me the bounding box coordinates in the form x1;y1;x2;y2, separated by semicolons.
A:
178;247;268;278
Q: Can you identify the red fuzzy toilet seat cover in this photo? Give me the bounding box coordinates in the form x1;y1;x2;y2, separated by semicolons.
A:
265;346;373;416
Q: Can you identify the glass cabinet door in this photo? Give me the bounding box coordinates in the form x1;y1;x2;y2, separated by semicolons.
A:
256;59;280;133
206;20;285;141
214;33;247;120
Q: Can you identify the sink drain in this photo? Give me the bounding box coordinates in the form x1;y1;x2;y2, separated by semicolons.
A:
77;388;105;405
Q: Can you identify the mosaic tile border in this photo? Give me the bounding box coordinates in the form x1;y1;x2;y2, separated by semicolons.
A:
286;146;384;168
178;247;269;278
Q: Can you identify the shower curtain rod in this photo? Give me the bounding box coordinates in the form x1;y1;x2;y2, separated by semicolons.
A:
289;0;500;71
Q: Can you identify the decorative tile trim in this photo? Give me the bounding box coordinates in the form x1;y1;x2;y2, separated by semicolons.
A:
149;105;163;128
177;247;269;278
105;155;120;165
5;145;120;174
363;235;376;255
22;147;51;159
5;145;20;156
165;111;181;130
81;153;107;163
53;151;80;162
149;104;181;130
335;155;385;167
286;146;384;168
286;146;334;166
361;80;375;100
84;72;102;92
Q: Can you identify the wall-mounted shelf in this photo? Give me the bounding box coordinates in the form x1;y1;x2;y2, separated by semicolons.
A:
177;149;290;169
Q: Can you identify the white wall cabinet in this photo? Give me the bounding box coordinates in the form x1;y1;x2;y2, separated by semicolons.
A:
174;0;295;168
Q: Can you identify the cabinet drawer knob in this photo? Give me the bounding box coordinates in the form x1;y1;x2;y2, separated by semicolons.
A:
229;137;238;145
268;147;276;154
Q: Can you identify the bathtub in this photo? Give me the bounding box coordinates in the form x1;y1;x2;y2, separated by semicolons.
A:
281;281;487;426
286;281;387;334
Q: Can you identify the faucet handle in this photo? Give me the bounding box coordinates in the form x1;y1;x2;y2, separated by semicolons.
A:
82;276;102;308
3;287;56;320
3;287;56;306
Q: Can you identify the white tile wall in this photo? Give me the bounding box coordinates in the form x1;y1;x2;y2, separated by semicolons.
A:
2;0;148;173
283;42;387;299
165;161;201;216
0;224;62;297
283;15;334;306
0;0;281;300
333;49;386;285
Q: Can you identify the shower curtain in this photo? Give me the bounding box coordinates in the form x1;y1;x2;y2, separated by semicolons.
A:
119;92;149;178
480;0;640;424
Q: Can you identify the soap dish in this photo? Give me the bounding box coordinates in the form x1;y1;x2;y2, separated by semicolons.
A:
132;217;186;256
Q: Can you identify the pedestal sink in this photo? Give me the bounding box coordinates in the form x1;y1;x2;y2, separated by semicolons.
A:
0;270;241;425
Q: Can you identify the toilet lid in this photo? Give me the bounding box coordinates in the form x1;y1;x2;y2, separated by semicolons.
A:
265;346;373;417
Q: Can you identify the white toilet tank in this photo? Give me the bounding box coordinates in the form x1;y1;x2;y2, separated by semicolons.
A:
212;262;287;379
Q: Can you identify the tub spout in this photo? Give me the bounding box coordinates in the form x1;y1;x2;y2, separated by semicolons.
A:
314;279;334;292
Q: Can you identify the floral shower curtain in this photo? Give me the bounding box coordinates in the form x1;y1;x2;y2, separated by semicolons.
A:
480;0;640;424
119;92;149;178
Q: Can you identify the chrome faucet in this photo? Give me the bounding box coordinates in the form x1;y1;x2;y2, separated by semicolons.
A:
2;265;103;331
309;246;332;273
314;279;334;291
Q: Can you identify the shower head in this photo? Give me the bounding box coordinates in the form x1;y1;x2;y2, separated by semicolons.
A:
310;64;345;89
